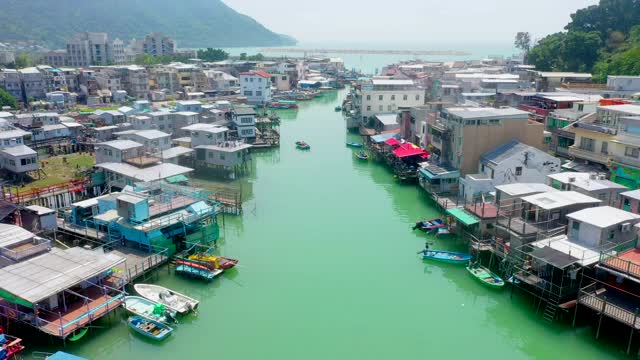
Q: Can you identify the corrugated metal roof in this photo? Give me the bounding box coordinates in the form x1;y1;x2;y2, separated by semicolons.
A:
0;224;35;248
97;140;143;150
0;145;37;157
567;206;640;228
0;247;124;304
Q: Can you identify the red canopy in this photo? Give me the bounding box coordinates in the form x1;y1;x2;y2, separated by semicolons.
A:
393;143;429;158
385;138;401;146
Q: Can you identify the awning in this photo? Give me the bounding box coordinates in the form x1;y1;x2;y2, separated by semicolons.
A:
165;174;189;184
385;138;401;146
393;143;429;158
446;208;480;226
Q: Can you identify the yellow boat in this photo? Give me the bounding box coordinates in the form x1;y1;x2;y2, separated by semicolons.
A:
187;253;238;270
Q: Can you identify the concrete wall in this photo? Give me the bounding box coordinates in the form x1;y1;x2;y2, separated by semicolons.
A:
360;89;424;118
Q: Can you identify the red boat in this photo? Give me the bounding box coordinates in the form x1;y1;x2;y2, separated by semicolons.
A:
268;101;299;109
0;332;24;360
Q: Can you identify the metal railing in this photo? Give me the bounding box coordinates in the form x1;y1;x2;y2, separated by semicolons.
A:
579;282;640;329
0;238;51;261
599;239;640;278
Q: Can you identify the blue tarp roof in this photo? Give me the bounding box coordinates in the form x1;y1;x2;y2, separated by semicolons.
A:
419;164;460;180
370;132;401;144
47;352;89;360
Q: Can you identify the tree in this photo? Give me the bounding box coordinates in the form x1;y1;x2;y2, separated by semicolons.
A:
528;33;567;71
562;31;603;71
246;53;265;61
0;88;18;109
239;53;247;60
197;48;229;62
515;32;532;63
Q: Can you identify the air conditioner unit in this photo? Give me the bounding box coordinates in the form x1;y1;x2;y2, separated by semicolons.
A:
621;223;632;232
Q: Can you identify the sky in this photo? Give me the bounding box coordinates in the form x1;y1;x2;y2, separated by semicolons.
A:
223;0;599;46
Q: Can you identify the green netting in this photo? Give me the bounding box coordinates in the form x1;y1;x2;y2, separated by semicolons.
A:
149;234;176;256
186;223;219;245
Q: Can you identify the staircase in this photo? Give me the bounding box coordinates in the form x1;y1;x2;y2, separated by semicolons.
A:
543;291;561;323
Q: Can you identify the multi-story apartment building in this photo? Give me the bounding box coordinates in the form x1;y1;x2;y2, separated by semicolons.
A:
41;50;67;67
428;107;544;175
240;71;271;105
568;105;640;187
66;32;111;67
19;67;46;100
143;33;176;56
0;69;23;101
355;79;424;121
110;38;127;65
115;66;149;99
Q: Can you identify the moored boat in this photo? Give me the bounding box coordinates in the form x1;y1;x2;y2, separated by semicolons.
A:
134;284;199;315
355;151;369;160
268;100;298;109
422;250;472;264
123;296;178;324
187;253;238;270
127;316;173;341
295;141;310;150
466;264;505;289
0;333;24;359
346;142;363;148
335;106;343;111
176;265;223;281
412;218;446;232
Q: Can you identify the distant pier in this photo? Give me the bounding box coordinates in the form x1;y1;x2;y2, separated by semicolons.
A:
261;48;471;56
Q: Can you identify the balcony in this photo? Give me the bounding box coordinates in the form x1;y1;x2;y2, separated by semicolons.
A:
572;122;617;135
568;146;611;164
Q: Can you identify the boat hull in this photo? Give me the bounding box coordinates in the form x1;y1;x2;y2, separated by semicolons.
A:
466;266;505;289
187;254;238;270
346;142;363;148
422;251;472;264
134;284;199;315
176;265;223;281
128;316;173;341
123;296;177;324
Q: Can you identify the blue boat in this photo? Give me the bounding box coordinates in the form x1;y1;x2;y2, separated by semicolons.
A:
413;218;446;232
422;250;472;264
346;142;363;148
127;316;173;341
175;265;223;281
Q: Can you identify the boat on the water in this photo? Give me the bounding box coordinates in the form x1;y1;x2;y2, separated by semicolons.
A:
0;333;24;359
176;265;223;281
413;218;446;232
127;316;173;341
296;141;310;150
355;151;369;160
422;250;472;264
268;100;298;109
187;253;238;270
134;284;199;315
123;296;178;324
466;265;505;289
436;227;452;236
346;142;363;148
335;106;343;111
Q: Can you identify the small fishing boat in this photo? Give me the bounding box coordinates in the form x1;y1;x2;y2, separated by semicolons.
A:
187;253;238;270
413;218;446;232
436;227;452;237
127;316;173;341
68;328;88;342
268;100;298;109
295;141;310;150
176;265;223;281
422;250;472;264
134;284;199;315
355;151;369;160
346;142;363;148
466;265;505;289
335;106;343;111
0;333;24;359
123;296;178;324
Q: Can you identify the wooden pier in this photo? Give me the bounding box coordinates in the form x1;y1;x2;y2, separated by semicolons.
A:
209;188;243;215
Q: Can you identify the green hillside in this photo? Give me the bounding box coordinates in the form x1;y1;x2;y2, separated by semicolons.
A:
0;0;296;48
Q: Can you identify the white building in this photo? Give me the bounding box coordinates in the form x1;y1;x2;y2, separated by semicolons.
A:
547;172;628;206
95;140;144;164
66;32;111;67
182;123;228;147
357;79;424;120
460;140;562;202
232;107;257;139
607;76;640;92
566;206;640;248
116;129;171;153
143;33;176;56
240;71;272;105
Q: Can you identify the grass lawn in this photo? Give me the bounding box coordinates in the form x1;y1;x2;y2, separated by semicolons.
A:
8;153;95;193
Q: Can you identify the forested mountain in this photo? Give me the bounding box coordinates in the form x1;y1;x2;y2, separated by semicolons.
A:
0;0;295;48
528;0;640;82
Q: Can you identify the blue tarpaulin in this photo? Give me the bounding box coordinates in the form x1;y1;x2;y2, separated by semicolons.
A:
370;132;401;144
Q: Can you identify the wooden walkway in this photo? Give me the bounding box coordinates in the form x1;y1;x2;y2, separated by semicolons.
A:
579;292;640;329
56;218;109;241
39;293;123;338
110;248;169;283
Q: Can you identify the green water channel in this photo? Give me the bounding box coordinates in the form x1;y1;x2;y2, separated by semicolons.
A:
26;89;629;359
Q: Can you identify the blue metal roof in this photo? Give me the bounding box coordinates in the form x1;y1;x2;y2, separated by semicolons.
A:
370;132;400;144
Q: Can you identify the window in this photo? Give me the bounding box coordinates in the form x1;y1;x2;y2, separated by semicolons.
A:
415;94;420;100
208;151;213;158
258;78;262;82
578;104;584;112
625;146;640;158
20;159;26;166
601;141;608;154
515;167;523;176
366;95;371;100
250;78;254;82
387;105;393;111
220;153;226;160
608;229;615;240
391;95;395;101
256;91;262;96
244;91;253;96
379;95;383;101
378;105;383;111
572;222;580;231
3;140;8;145
366;106;371;111
579;137;595;152
481;164;485;173
282;76;287;81
490;169;494;179
403;95;408;101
